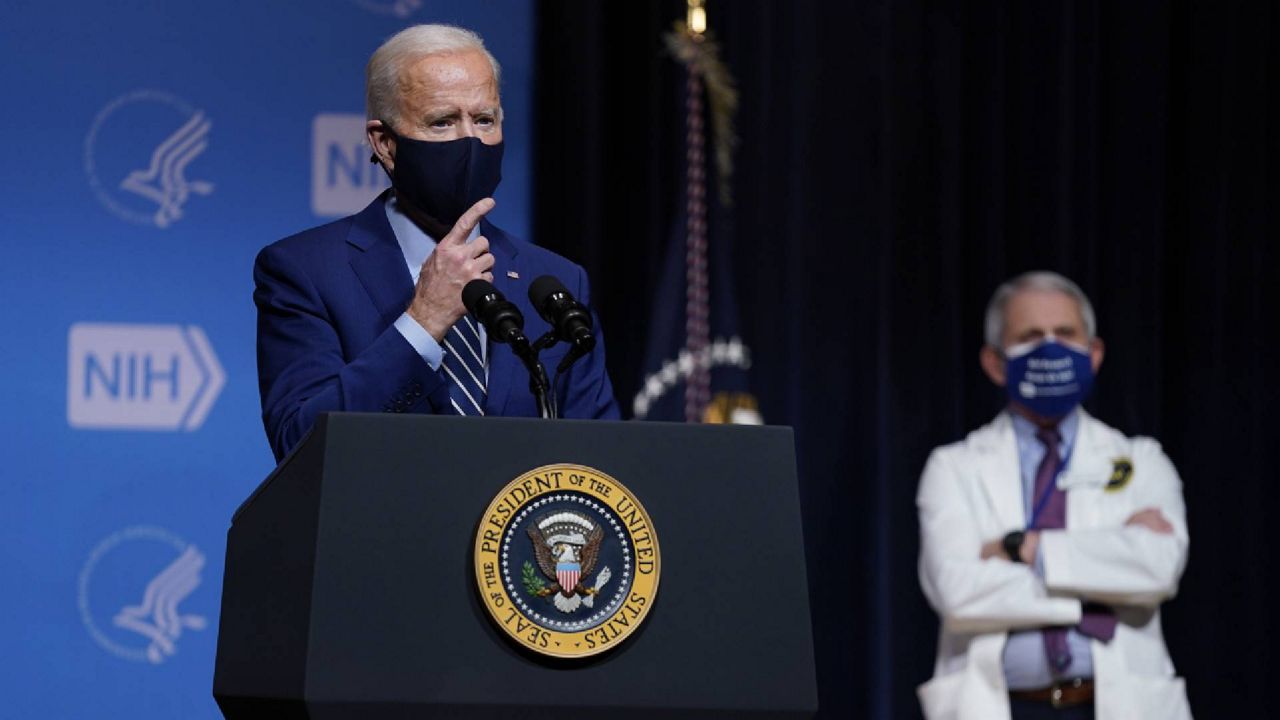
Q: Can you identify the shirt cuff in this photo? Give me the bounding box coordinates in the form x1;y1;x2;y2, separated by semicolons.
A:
394;312;443;370
1033;539;1047;578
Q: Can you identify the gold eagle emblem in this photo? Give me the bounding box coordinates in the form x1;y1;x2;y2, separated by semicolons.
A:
526;512;609;613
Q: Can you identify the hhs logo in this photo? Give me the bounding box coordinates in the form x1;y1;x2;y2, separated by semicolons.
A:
312;113;390;216
78;526;208;664
350;0;423;17
67;323;225;431
85;90;214;228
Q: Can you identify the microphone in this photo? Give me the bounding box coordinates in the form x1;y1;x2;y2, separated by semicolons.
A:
462;279;553;418
462;279;528;348
527;275;596;353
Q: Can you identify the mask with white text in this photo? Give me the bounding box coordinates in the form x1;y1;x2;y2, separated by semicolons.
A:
1003;338;1094;419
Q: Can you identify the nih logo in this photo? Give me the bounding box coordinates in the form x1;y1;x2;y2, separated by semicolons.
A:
312;113;389;216
67;323;225;431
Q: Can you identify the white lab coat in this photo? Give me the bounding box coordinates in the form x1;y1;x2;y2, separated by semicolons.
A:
916;410;1191;720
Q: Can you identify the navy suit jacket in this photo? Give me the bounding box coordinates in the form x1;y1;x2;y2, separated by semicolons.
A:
254;192;620;461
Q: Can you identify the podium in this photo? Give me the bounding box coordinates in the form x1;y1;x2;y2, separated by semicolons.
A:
214;413;817;718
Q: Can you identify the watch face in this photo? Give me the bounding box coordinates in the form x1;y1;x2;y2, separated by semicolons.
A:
1003;531;1025;562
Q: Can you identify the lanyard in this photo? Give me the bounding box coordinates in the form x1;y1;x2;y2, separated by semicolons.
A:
1028;444;1073;530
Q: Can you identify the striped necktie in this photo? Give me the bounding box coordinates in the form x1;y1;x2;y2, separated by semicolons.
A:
440;315;487;416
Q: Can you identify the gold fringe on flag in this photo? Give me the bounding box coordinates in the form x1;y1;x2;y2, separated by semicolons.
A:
664;20;738;206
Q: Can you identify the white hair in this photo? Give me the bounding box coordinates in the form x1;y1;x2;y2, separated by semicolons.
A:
365;24;502;127
983;271;1097;348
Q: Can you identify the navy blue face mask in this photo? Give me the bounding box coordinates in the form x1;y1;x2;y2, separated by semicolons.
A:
1003;338;1095;419
380;123;503;229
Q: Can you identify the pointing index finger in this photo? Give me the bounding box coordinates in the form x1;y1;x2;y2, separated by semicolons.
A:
444;198;496;245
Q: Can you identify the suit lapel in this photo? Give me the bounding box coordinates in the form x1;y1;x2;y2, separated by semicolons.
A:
347;191;414;327
480;220;522;415
976;414;1028;531
345;203;528;414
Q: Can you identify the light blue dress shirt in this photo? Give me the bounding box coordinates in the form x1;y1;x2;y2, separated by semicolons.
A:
386;194;487;373
1002;408;1095;689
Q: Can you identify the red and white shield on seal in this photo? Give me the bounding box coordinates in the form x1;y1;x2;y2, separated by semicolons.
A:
557;563;580;592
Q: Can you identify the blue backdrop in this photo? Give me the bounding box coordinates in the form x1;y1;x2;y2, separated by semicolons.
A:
0;2;532;716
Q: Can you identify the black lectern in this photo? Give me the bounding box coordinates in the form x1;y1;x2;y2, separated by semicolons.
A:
214;413;817;718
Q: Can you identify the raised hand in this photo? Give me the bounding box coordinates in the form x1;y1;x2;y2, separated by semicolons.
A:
406;197;497;340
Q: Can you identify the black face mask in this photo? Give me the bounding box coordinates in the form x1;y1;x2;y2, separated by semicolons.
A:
379;123;504;229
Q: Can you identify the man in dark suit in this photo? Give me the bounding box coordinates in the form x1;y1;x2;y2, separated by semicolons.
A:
255;24;619;461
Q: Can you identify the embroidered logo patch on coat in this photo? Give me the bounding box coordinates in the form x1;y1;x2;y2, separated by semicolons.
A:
1106;457;1134;492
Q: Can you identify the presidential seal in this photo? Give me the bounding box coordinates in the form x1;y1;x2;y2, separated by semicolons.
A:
474;464;660;658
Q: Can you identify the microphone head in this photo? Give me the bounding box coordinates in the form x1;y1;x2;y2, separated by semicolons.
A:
463;278;526;345
527;274;594;351
528;275;569;311
462;278;500;316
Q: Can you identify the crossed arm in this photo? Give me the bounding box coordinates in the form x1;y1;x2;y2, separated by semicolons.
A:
918;442;1189;634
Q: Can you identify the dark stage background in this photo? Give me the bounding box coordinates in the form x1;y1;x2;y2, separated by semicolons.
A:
533;1;1276;717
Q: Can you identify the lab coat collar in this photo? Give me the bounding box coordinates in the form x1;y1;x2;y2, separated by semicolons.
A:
971;408;1111;530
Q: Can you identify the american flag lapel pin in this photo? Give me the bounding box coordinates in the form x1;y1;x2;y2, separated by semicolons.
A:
507;270;520;279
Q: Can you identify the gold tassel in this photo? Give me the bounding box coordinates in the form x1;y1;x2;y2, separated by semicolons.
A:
664;21;739;206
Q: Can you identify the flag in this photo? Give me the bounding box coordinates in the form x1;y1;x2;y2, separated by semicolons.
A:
632;19;761;425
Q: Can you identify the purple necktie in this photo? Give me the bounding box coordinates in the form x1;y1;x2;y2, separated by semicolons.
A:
1032;427;1117;674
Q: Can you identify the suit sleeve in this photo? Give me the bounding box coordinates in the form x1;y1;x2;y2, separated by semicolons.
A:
555;263;621;420
918;448;1083;634
254;244;449;461
1039;439;1189;608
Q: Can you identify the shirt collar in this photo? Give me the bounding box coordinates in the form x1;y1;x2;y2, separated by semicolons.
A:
384;193;479;282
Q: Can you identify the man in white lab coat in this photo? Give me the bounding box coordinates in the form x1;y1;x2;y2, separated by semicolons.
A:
916;271;1191;720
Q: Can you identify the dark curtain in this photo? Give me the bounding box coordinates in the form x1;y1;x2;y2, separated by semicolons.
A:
533;1;1277;717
